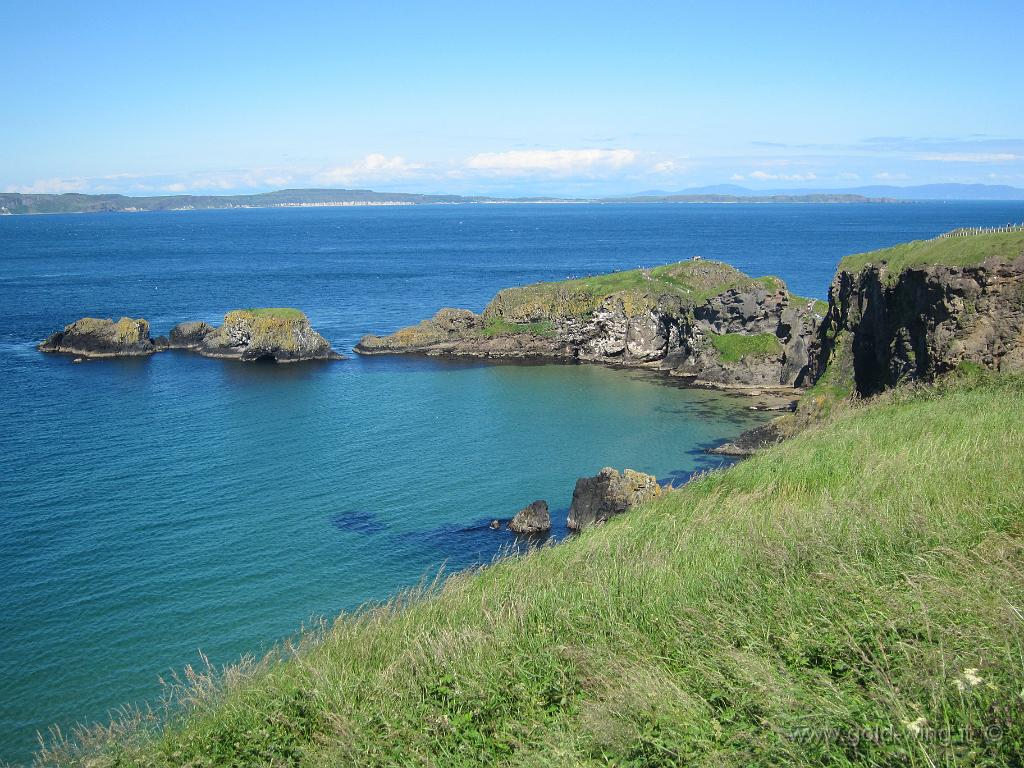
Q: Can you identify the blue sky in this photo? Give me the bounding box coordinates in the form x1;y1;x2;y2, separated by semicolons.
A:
3;1;1023;196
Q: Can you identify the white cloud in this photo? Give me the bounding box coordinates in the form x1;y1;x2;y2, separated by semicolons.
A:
729;173;746;182
835;172;861;181
652;158;688;174
465;148;637;176
874;171;910;180
314;154;424;185
5;177;89;194
744;170;818;182
920;153;1021;163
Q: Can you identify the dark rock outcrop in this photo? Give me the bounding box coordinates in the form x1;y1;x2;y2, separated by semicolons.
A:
566;467;663;531
168;321;215;349
38;317;163;358
191;310;343;363
508;500;551;534
707;421;785;457
811;254;1024;397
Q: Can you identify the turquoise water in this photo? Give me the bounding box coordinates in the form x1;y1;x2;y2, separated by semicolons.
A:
3;201;1024;762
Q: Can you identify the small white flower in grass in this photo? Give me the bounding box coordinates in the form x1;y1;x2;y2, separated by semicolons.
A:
905;717;927;736
954;668;984;691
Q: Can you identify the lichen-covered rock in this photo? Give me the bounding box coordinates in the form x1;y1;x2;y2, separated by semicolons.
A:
196;309;343;363
38;317;162;357
811;253;1024;396
508;500;551;534
168;321;214;349
355;309;485;354
566;467;663;531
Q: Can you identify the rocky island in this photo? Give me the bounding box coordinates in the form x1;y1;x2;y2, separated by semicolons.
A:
37;317;165;357
170;308;343;363
357;259;826;389
39;308;342;363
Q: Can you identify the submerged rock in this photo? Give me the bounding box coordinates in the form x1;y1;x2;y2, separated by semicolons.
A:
38;317;162;358
508;500;551;534
192;309;343;363
566;467;663;531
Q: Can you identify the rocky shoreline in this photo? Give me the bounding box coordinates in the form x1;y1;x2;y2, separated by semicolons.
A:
38;235;1024;539
38;308;343;364
356;260;825;390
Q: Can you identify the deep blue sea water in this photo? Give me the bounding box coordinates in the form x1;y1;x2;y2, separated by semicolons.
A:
2;201;1023;763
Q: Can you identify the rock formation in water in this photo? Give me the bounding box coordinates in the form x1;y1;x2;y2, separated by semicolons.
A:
508;500;551;534
356;260;824;389
566;468;664;531
41;309;343;364
37;317;164;357
168;321;215;349
188;309;343;363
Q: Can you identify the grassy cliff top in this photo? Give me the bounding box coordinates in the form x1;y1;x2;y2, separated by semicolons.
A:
49;372;1024;766
235;307;306;320
484;260;788;323
839;230;1024;274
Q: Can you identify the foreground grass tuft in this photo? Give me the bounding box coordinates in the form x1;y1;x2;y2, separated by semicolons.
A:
40;374;1024;767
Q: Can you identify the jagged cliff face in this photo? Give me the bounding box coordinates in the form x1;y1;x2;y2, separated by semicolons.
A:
812;254;1024;397
356;261;823;389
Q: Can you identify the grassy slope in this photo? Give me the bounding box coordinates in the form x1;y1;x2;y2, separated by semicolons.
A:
839;231;1024;274
708;332;783;362
50;373;1024;767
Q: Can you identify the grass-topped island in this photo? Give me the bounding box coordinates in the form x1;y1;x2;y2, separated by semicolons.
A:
357;259;825;390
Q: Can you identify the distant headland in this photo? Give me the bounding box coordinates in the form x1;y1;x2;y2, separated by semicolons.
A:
4;182;1024;216
0;187;893;215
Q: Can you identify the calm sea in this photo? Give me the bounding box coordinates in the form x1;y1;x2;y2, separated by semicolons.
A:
2;201;1022;762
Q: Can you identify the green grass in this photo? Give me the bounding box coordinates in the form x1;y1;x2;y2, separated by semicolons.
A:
708;331;783;362
239;307;306;320
481;260;798;325
41;374;1024;767
839;231;1024;275
481;318;556;338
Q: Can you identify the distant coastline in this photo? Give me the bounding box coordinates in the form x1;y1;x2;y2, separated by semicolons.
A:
0;188;896;216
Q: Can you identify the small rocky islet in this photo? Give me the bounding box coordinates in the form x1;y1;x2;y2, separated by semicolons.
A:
38;307;343;363
499;467;665;536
